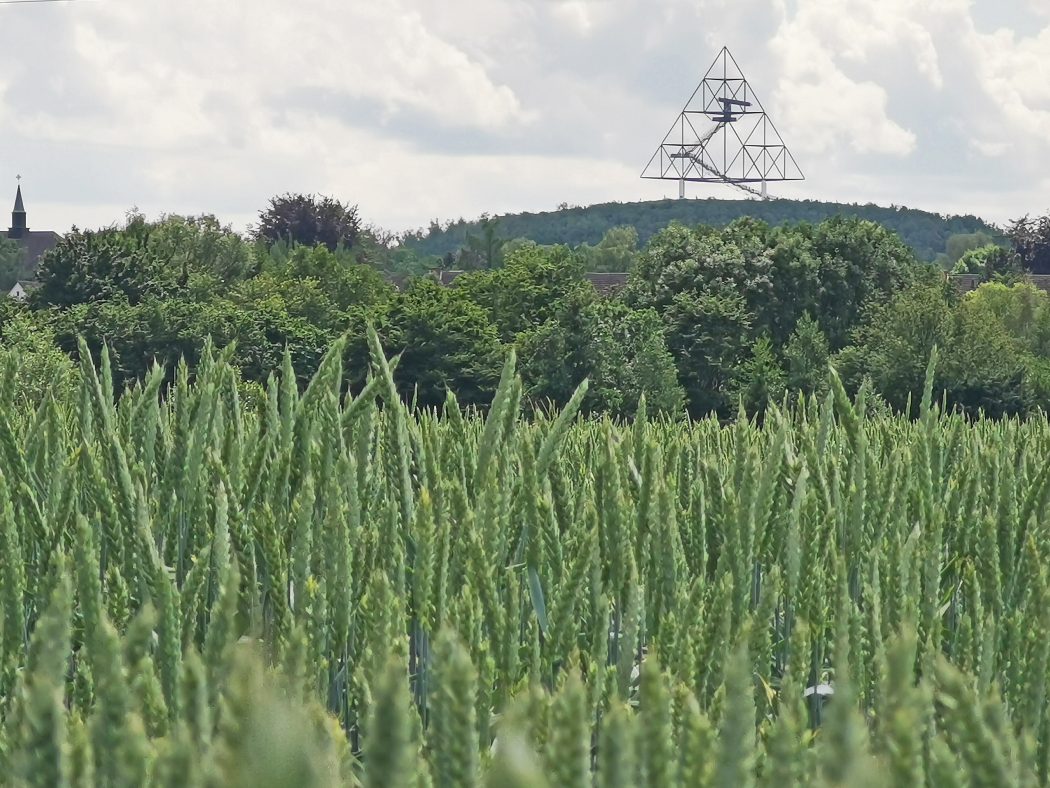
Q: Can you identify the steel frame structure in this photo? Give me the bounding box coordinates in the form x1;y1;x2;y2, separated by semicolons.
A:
641;46;804;199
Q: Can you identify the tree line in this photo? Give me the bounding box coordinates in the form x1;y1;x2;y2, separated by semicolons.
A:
400;197;999;264
3;192;1050;420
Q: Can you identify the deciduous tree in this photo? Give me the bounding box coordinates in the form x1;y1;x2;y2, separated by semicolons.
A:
254;193;361;252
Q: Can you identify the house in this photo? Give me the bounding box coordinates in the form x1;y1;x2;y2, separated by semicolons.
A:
585;272;630;295
1;184;61;293
947;273;981;293
7;280;39;301
947;272;1050;296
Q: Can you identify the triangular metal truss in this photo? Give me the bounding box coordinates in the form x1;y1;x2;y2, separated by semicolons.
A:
641;47;804;199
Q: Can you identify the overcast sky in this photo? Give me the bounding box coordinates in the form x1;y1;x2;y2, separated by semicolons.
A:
0;0;1048;236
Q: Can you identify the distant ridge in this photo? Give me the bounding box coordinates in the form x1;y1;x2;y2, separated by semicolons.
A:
405;198;999;262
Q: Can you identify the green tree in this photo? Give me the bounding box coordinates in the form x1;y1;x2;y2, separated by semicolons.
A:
263;244;391;310
783;313;831;396
380;278;503;408
604;304;685;416
731;336;786;415
944;297;1028;417
34;217;181;308
577;226;640;272
0;313;77;408
254;193;361;252
55;294;331;391
629;223;749;312
951;244;1021;281
458;216;506;270
834;283;955;412
0;236;28;292
958;282;1050;356
231;244;393;336
662;289;753;417
517;299;684;418
945;231;997;265
146;213;256;292
836;281;1030;417
402;196;996;263
803;216;922;349
629;218;920;363
458;242;593;342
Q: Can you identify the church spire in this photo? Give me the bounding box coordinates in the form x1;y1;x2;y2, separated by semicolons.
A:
9;178;27;239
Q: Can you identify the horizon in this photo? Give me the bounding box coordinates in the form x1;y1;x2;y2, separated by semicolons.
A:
0;189;1011;240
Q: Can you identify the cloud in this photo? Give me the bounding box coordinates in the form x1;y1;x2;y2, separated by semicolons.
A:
6;0;525;150
0;0;1048;234
547;1;599;35
769;0;933;157
764;0;1050;218
970;26;1050;140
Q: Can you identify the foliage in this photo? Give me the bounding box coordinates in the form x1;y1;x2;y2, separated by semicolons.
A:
19;198;1050;424
944;230;1000;265
960;282;1050;357
231;244;392;333
378;278;504;408
403;197;998;262
625;218;919;416
662;289;754;416
782;313;830;397
457;216;506;270
145;213;257;289
517;299;684;419
34;216;182;308
0;338;1048;785
0;236;29;292
835;282;1031;417
801;216;923;347
0;312;77;408
449;241;644;413
575;226;640;272
24;211;394;393
588;301;684;417
49;294;330;392
456;242;594;342
731;335;786;415
950;244;1021;281
1008;213;1050;274
629;217;920;351
254;193;362;252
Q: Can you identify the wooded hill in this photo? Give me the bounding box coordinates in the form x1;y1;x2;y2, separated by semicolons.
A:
404;197;999;262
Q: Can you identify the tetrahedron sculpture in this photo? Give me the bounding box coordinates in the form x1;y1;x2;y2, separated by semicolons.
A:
641;47;804;199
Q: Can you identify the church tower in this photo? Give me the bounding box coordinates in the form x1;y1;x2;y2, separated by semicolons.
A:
8;184;27;240
1;179;61;280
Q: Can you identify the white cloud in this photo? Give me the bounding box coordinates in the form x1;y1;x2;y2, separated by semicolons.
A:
547;1;597;34
0;0;1048;234
13;0;525;151
970;27;1050;139
1027;0;1050;18
769;0;933;157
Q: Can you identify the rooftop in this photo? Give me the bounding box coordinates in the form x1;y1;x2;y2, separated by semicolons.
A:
1;182;61;267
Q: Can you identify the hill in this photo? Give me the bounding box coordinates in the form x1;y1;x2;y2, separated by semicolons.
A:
404;197;1000;262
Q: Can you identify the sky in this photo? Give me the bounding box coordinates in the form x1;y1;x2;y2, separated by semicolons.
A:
0;0;1048;236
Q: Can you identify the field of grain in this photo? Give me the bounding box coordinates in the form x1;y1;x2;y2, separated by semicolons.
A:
0;337;1047;786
